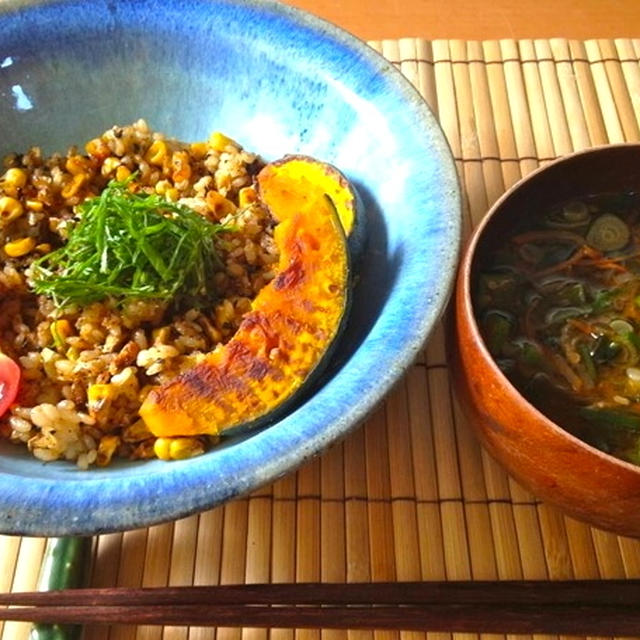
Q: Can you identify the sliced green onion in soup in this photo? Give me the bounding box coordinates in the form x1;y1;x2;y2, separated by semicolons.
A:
586;213;630;252
544;200;591;229
610;319;635;335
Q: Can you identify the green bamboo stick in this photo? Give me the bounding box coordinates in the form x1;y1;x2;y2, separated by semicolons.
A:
29;537;93;640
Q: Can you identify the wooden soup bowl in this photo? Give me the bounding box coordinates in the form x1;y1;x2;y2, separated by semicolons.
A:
452;144;640;537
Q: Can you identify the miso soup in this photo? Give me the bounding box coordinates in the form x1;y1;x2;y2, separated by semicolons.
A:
475;192;640;465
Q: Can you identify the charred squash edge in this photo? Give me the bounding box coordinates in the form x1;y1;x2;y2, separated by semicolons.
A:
139;160;352;439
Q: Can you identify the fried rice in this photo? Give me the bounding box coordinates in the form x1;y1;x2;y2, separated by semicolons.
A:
0;120;279;468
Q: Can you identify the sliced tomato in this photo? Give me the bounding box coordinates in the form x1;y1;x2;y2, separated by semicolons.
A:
0;354;21;418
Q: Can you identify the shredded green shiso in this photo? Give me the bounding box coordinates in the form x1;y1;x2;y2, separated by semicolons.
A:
31;178;225;308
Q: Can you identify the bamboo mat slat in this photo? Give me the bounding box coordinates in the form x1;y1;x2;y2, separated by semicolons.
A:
4;38;640;640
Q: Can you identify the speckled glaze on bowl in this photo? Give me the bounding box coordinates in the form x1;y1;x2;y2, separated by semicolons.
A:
453;144;640;538
0;0;460;535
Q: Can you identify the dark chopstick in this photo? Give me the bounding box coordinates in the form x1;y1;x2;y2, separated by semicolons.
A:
0;580;639;606
1;603;640;634
0;581;639;635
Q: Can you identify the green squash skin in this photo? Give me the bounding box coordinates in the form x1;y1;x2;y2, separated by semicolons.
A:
219;198;353;438
344;183;368;268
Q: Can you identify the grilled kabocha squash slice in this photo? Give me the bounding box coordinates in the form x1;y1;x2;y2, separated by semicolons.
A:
139;159;352;438
259;155;366;263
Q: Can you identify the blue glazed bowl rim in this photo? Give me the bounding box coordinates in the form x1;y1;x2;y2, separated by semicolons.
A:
0;0;461;536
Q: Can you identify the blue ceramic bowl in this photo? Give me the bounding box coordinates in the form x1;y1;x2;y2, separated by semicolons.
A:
0;0;460;535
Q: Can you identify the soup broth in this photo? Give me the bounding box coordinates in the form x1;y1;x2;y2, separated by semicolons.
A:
475;192;640;465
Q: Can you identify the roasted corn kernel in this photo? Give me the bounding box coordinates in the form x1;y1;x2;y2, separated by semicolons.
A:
25;199;44;212
65;155;91;176
206;190;237;217
208;131;238;152
238;186;257;208
0;196;24;227
2;168;28;189
96;435;120;467
154;179;171;195
116;165;132;182
153;436;204;460
189;141;208;159
169;437;204;460
101;157;120;176
145;140;168;166
4;237;36;258
61;173;86;200
85;137;111;159
87;383;113;414
153;437;172;460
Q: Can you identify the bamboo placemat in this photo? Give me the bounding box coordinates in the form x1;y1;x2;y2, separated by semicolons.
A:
3;38;640;640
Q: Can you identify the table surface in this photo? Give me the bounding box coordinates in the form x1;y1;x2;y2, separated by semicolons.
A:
283;0;640;41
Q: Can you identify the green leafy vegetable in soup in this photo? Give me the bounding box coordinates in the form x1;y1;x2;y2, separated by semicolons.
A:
475;192;640;465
